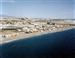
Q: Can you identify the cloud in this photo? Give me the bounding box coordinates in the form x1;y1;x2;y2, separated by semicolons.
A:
0;0;15;3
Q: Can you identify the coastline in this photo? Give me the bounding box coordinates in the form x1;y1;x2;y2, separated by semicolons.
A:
0;27;75;44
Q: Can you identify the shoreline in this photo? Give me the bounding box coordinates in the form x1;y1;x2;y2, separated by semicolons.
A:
0;27;75;44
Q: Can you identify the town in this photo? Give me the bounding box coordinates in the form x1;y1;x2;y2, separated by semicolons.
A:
0;17;75;43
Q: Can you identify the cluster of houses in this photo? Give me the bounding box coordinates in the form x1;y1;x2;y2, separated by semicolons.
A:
0;19;75;39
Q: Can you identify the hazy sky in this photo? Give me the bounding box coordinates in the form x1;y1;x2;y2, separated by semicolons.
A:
0;0;74;19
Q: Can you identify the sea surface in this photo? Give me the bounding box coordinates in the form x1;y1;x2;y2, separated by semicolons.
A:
0;28;75;58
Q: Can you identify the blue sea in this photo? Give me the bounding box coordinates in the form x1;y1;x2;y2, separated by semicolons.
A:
0;28;75;58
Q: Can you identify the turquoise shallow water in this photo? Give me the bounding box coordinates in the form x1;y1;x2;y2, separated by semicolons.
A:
0;28;75;58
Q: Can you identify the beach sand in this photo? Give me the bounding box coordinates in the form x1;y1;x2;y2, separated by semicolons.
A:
0;27;75;44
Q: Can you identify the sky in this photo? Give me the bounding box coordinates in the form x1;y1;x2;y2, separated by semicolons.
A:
0;0;74;19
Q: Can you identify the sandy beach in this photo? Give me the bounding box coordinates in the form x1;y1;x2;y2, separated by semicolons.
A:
0;27;75;44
